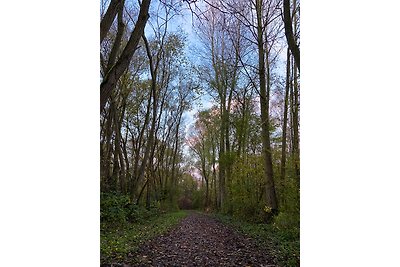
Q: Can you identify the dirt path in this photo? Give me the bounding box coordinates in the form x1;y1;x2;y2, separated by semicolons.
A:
129;212;276;267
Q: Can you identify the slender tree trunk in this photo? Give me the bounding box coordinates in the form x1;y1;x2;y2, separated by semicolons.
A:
170;109;183;204
136;178;149;205
280;48;291;206
114;112;124;192
225;82;234;211
292;55;300;187
130;34;158;203
131;86;157;202
111;139;120;192
101;103;114;191
219;103;226;210
205;178;209;208
121;133;130;193
211;138;218;209
283;0;300;71
146;178;151;210
114;89;129;193
105;0;126;72
293;0;300;188
201;154;209;208
100;0;122;44
256;0;278;214
100;0;151;111
289;64;295;155
132;88;153;194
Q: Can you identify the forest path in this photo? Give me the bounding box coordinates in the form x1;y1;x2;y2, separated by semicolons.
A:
132;211;276;267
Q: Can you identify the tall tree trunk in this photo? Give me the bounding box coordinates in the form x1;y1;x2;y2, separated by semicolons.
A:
211;138;218;209
146;178;151;210
105;0;126;72
225;80;234;212
291;0;300;188
200;153;209;208
280;48;291;206
131;86;157;202
256;0;278;215
292;55;300;186
100;0;151;111
100;0;122;44
100;103;114;191
131;88;153;194
283;0;300;71
130;33;158;203
170;110;182;204
121;132;130;193
115;93;127;194
136;178;149;205
111;140;120;192
205;178;209;208
218;103;226;210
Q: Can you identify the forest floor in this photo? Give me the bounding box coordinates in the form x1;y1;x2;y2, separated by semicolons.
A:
106;211;277;267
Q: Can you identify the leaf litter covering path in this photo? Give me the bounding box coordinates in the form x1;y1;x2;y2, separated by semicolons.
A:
122;212;276;266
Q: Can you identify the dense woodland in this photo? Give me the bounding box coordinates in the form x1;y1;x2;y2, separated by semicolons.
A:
100;0;300;256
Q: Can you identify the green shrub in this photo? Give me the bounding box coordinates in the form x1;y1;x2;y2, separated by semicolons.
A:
101;193;162;226
273;211;299;230
100;192;130;225
192;187;205;210
225;155;266;223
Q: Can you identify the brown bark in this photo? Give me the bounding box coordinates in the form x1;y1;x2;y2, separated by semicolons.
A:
121;132;130;192
132;87;153;192
115;93;128;194
280;48;290;205
256;0;278;213
170;107;183;203
100;103;114;190
288;0;300;187
100;0;151;111
292;55;300;186
100;0;122;44
283;0;300;71
211;137;218;209
218;103;226;210
105;0;126;72
136;178;149;205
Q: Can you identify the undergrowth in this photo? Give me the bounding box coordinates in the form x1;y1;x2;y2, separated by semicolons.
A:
101;210;187;264
100;192;187;264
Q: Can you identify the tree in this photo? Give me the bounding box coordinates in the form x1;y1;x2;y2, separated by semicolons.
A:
187;110;218;208
283;0;300;71
195;2;244;211
280;48;290;205
100;1;196;211
100;0;300;226
253;0;278;216
100;0;151;111
100;0;123;44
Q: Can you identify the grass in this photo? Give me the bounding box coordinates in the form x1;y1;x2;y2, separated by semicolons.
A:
212;213;300;267
100;210;188;265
